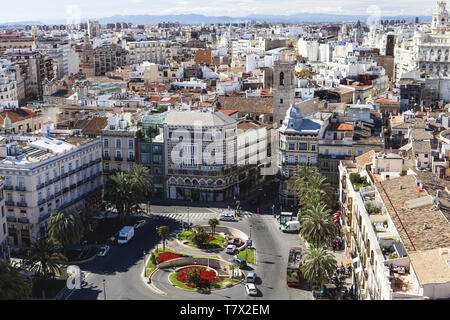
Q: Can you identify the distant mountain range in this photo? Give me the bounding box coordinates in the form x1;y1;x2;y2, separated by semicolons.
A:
0;13;432;27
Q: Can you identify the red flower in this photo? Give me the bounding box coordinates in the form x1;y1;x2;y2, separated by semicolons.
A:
157;252;181;263
206;235;215;242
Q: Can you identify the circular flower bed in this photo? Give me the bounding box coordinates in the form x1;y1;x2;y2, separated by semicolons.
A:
156;252;182;263
176;266;219;288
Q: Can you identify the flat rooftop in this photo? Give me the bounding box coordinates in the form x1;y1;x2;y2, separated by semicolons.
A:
408;248;450;285
375;175;450;252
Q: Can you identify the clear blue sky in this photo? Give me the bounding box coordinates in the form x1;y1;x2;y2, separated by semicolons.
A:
0;0;438;23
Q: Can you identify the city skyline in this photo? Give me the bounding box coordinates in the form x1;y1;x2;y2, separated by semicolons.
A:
0;0;438;23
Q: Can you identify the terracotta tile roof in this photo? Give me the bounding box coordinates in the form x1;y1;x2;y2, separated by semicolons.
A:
0;108;38;125
219;109;238;116
217;96;273;114
81;117;108;135
375;175;450;252
328;122;353;131
355;150;376;169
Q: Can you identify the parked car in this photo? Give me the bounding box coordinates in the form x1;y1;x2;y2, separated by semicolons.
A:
246;272;256;283
97;245;110;257
245;283;257;296
234;257;247;268
219;214;237;221
226;244;236;254
134;220;146;229
228;238;241;246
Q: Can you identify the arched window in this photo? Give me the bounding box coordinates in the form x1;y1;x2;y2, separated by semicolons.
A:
279;72;284;86
177;178;184;185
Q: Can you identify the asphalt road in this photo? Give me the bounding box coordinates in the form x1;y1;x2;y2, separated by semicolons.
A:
68;205;312;300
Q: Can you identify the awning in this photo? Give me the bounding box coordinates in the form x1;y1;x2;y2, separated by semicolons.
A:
342;259;352;266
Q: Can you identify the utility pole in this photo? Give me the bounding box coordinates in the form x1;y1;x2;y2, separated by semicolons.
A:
103;279;106;300
245;225;252;262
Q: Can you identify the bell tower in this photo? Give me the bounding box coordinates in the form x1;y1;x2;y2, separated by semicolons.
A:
273;54;295;128
432;1;449;34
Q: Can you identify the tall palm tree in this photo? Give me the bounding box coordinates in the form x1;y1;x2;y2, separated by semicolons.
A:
47;210;84;256
26;238;67;279
306;173;333;210
208;218;219;236
300;203;336;248
289;163;317;195
300;244;337;287
289;164;319;211
106;172;134;225
129;165;152;214
157;226;170;252
0;260;33;300
130;164;151;193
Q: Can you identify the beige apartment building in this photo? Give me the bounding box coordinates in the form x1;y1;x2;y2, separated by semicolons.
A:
101;113;137;174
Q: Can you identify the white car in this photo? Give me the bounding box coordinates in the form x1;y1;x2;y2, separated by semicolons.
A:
219;214;237;221
97;245;110;257
245;283;257;296
135;219;146;229
226;244;236;254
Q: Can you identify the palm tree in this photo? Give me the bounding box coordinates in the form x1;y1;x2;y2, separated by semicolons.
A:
47;210;84;256
208;218;219;236
129;165;152;214
0;260;33;300
229;263;237;279
130;164;151;193
300;244;337;287
299;203;336;248
26;238;67;279
306;173;333;210
105;172;133;225
289;164;319;211
157;226;170;252
289;163;317;195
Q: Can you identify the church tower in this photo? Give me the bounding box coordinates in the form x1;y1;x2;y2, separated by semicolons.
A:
272;54;295;128
432;1;449;34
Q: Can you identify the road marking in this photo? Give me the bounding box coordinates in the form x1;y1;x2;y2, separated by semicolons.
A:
65;272;91;300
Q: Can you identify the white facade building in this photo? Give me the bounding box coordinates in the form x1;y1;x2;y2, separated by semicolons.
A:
0;135;103;248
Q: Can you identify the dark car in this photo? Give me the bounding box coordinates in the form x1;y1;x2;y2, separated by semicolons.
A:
234;257;247;268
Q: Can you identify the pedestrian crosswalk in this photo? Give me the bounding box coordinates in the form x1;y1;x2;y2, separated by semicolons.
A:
147;211;254;222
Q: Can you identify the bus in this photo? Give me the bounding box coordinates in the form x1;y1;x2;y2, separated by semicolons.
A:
287;247;303;287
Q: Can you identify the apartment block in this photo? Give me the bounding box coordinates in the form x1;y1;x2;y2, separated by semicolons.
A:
0;135;103;248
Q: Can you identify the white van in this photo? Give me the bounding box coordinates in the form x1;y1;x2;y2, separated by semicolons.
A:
281;221;301;233
226;244;236;254
117;226;135;244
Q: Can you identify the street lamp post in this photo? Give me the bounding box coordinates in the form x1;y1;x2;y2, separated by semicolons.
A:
279;204;282;224
245;225;252;262
187;206;190;230
103;279;106;300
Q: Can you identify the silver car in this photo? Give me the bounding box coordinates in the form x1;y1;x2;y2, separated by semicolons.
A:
97;245;110;257
245;283;257;296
